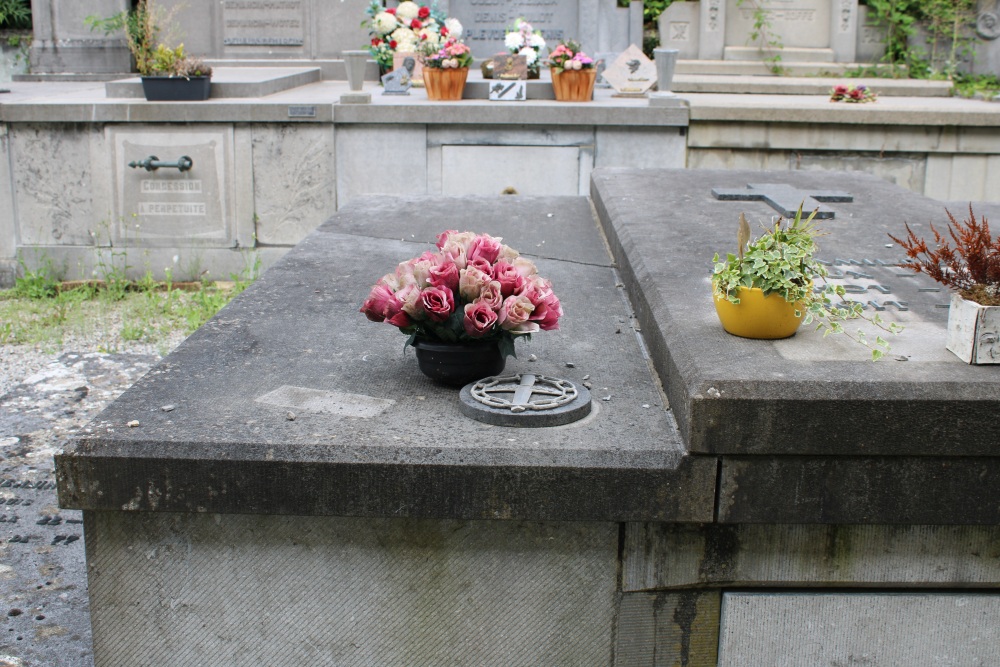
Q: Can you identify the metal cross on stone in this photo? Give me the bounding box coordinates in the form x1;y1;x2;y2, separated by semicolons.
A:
711;183;854;219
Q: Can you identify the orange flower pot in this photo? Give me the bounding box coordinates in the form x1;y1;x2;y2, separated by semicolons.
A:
423;67;468;101
551;69;596;102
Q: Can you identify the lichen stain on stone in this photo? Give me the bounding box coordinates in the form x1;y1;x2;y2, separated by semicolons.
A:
824;524;855;577
670;592;700;666
697;525;739;583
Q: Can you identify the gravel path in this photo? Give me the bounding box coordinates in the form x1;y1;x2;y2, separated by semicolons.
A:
0;329;187;667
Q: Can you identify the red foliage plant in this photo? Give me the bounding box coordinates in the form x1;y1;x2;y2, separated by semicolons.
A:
889;205;1000;306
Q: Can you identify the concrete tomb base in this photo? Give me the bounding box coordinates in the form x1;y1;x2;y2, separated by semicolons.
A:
58;175;1000;665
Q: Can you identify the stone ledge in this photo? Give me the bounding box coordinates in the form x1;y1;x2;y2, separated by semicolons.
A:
104;67;322;99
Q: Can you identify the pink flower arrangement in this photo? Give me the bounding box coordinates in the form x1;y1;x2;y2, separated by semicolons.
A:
830;84;877;103
361;231;562;355
421;38;473;69
547;40;595;73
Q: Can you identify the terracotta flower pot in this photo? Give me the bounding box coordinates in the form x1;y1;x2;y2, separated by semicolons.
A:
713;287;805;339
423;67;468;101
551;69;596;102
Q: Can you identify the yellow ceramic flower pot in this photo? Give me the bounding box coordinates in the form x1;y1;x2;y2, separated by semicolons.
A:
713;286;805;339
423;67;468;101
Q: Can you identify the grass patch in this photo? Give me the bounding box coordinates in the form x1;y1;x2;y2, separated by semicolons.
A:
0;256;260;353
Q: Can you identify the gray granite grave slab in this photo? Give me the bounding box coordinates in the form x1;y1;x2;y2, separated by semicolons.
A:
592;168;1000;458
104;67;321;99
56;195;715;522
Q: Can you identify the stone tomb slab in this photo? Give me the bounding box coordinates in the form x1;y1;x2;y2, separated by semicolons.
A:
718;592;1000;665
591;168;1000;459
56;195;714;522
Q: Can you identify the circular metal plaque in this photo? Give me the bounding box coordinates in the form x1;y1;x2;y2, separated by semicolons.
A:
458;373;592;427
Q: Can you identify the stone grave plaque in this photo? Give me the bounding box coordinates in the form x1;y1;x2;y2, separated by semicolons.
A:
381;57;415;94
601;45;657;97
222;0;305;47
489;79;527;101
111;128;234;248
392;51;423;87
492;53;529;80
451;0;574;59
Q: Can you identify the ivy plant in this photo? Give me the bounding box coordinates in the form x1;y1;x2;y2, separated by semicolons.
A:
712;204;902;360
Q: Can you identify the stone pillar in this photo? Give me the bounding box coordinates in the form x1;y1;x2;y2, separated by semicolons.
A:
699;0;725;59
830;0;858;62
28;0;132;75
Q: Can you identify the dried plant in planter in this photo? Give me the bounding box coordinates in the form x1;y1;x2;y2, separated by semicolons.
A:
889;205;1000;306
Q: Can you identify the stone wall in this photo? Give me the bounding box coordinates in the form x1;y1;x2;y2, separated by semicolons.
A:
0;103;687;286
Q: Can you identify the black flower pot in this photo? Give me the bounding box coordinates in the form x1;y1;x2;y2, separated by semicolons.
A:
412;338;505;387
141;76;212;101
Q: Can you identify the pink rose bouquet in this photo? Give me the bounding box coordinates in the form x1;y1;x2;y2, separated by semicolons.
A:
361;231;563;357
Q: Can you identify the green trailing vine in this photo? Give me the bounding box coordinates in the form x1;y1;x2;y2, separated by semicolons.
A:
735;0;787;75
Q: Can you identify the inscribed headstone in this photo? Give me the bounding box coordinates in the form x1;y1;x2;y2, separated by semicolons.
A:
450;0;574;59
725;0;831;49
222;0;306;46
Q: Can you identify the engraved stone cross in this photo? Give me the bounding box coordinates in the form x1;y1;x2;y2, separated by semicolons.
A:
711;183;854;219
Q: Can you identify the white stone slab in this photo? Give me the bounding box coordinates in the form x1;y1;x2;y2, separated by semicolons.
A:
719;592;1000;666
440;145;580;196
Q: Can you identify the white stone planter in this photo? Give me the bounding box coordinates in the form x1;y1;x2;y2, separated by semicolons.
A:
946;293;1000;364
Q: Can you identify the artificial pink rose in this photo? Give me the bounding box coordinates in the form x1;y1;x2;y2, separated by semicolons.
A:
396;282;424;319
441;243;468;271
459;266;492;301
478;280;503;311
360;283;396;322
467;234;503;265
497;244;519;262
410;256;435;287
492;261;524;297
530;291;562;331
463;300;498;337
428;256;460;291
436;230;458;249
498;294;535;330
361;284;413;328
512;256;537;278
420;285;454;322
466;256;494;277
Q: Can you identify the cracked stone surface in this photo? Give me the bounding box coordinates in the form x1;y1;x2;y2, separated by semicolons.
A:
1;349;170;667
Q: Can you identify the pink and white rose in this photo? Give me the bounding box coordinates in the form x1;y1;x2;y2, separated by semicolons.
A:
420;285;454;322
463;300;498;337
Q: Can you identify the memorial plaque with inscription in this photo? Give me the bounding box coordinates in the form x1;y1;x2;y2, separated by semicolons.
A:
223;0;305;47
450;0;574;59
111;128;235;248
602;45;657;97
725;0;831;49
